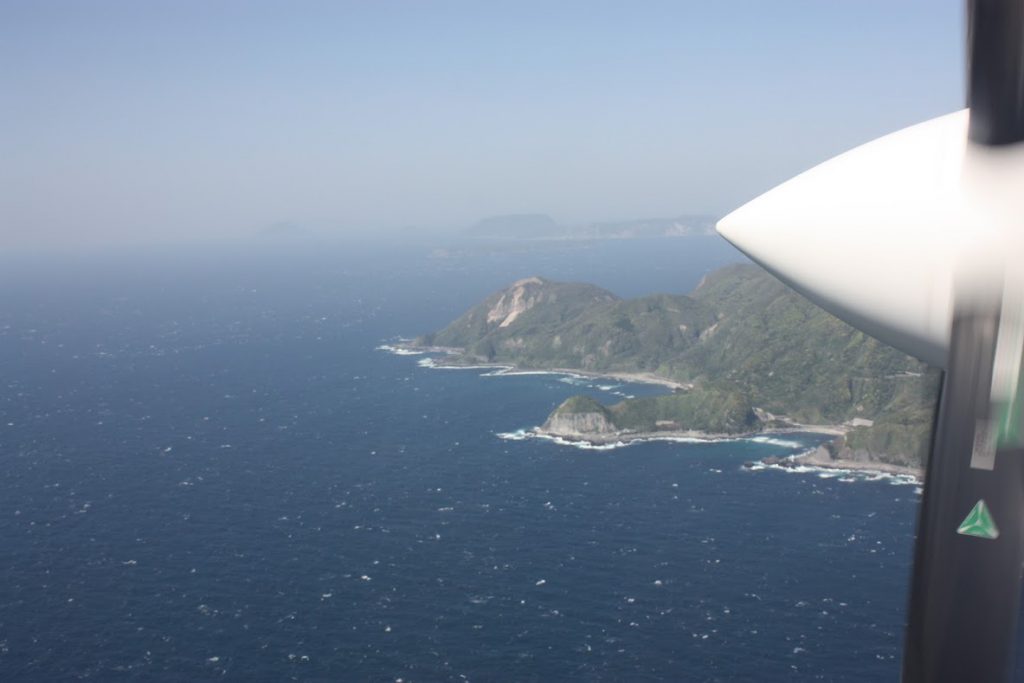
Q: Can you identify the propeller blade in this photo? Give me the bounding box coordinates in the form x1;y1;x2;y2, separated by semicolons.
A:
904;2;1024;681
966;0;1024;146
715;1;1024;681
902;303;1024;682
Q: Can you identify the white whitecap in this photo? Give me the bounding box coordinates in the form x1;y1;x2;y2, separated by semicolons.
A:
752;457;922;486
375;344;426;356
748;435;804;448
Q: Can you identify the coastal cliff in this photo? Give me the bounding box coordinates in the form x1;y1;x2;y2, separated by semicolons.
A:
541;396;618;437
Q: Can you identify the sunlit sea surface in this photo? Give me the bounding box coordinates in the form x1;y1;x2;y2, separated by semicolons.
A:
1;238;926;681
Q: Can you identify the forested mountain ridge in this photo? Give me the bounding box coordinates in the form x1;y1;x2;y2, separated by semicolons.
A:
415;265;939;468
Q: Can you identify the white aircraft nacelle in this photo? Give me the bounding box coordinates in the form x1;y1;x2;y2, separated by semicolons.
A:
717;109;1024;370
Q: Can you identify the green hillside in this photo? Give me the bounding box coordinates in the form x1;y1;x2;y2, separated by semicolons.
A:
417;264;941;466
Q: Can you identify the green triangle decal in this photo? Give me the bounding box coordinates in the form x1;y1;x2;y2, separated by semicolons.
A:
957;499;1000;540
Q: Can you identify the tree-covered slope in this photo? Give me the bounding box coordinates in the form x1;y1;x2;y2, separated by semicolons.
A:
681;264;936;424
419;277;717;373
419;277;619;359
416;265;941;466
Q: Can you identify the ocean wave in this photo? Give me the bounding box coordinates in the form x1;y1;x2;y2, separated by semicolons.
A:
475;367;631;389
410;357;668;398
496;429;531;441
557;374;598;386
414;357;512;371
535;433;628;451
479;367;540;377
748;435;805;449
496;429;626;450
375;344;425;356
413;356;501;370
750;458;922;487
497;429;811;451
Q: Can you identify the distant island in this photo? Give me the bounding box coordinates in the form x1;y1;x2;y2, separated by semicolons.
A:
467;213;716;240
408;265;939;476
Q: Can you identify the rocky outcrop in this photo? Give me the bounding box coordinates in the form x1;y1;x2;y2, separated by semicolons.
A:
808;428;926;471
541;396;618;437
542;410;618;437
743;443;922;477
784;434;923;476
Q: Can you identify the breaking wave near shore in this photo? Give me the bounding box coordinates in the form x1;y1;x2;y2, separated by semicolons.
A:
747;456;922;489
385;342;922;491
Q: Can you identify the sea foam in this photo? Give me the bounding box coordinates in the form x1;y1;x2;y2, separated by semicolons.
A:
496;428;798;451
496;429;625;450
417;357;509;371
750;457;922;488
375;344;426;356
748;435;804;449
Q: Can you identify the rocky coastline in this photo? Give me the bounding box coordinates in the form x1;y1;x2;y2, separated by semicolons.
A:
538;402;923;479
401;342;690;391
746;449;923;479
395;333;927;479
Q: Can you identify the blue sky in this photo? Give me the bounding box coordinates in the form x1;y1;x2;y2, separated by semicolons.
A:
2;1;963;246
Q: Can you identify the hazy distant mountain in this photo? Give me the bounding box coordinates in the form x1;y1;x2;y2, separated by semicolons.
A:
468;214;562;239
575;215;716;239
467;213;717;240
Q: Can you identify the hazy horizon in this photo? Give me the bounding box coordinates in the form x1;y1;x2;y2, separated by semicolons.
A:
4;1;962;248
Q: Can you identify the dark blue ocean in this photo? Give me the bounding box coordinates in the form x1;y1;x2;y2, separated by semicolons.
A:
1;237;925;681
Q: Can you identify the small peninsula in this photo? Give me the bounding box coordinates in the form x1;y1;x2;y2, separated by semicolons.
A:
411;265;939;475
